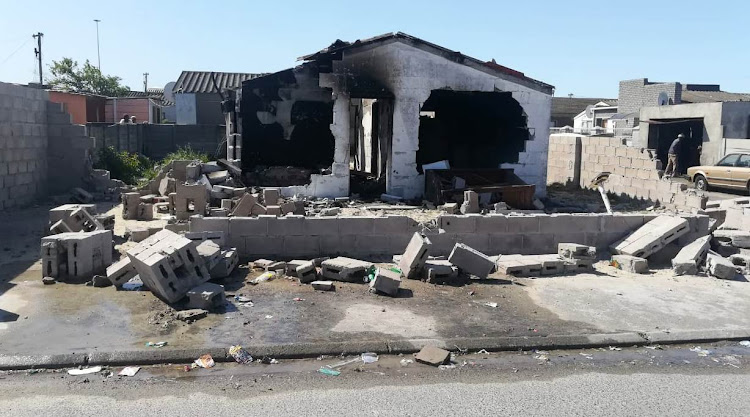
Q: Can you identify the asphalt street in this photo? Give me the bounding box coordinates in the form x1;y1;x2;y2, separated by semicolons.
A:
1;343;749;416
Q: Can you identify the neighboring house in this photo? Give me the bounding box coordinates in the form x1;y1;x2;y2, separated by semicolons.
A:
572;101;618;134
47;90;106;124
627;80;750;174
105;89;172;124
172;71;263;125
230;32;554;199
551;97;617;128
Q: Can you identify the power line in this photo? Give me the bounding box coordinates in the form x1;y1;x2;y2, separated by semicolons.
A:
0;37;32;66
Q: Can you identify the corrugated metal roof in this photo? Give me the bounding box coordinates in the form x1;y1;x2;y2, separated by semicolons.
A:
173;71;265;94
681;90;750;103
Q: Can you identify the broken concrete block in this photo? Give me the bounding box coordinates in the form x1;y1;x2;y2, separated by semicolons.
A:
94;213;115;231
538;254;565;275
321;257;372;282
90;274;112;288
42;276;56;285
138;203;154;220
558;243;596;260
369;268;401;296
424;259;459;284
106;257;138;287
175;309;208;322
265;261;287;272
210;249;239;278
496;254;543;277
72;187;93;203
175;183;208;220
280;201;296;215
49;204;97;225
611;254;649;274
561;257;595;273
448;243;494;279
311;280;335;291
285;260;308;275
221;199;234;211
319;207;340;216
442;203;458;214
296;261;317;283
231;193;258;217
196;240;222;270
707;253;739;280
128;227;150;243
251;204;267;216
253;259;274;269
122;192;142;220
714;230;750;249
266;205;281;216
186;282;226;311
185;162;202;182
398;233;432;279
611;216;689;258
262;188;280;206
460;190;480;214
206;170;229;185
415;346;451;366
184;230;226;247
672;235;710;275
126;229;211;303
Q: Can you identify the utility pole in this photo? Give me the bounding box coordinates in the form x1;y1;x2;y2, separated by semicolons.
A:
32;32;43;87
143;72;149;92
93;19;101;70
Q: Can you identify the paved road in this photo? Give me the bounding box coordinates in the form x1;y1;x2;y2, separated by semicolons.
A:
2;344;749;416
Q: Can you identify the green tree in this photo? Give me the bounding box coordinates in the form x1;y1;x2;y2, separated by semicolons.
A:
48;58;129;97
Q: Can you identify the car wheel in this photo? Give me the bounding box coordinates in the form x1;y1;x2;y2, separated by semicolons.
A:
694;175;708;191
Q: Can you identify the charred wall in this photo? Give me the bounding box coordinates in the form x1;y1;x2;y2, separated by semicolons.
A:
239;64;335;178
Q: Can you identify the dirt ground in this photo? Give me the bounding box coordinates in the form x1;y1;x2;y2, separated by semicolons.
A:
2;200;750;357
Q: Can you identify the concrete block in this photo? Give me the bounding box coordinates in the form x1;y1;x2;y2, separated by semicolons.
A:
262;188;280;205
280;201;296;215
186;283;226;311
106;257;138;287
267;215;305;236
672;235;710;275
197;240;222;269
210;249;239;278
138;203;154;220
475;215;508;233
439;215;477;234
460;190;480;214
128;227;150;243
539;215;601;234
337;217;374;235
189;217;230;236
506;216;541;233
448;243;494;279
398;233;432;279
265;205;281;216
424;260;459;284
231;193;257;217
296;261;318;283
561;257;595;273
244;236;283;257
611;254;648;274
175;183;208;220
713;230;750;249
558;243;596;260
311;280;335;291
707;253;739;280
442;202;458;214
229;217;268;236
611;216;689;258
369;268;401;296
283;236;321;257
49;204;96;224
321;257;372;282
372;216;419;235
122;192;141;220
221;199;234;211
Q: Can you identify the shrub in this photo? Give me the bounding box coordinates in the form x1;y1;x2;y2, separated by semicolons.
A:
93;146;151;185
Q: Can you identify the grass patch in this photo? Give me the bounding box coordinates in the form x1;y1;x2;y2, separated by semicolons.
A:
93;145;211;186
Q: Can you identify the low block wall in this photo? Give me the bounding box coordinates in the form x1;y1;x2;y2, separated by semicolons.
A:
189;213;709;260
548;134;708;212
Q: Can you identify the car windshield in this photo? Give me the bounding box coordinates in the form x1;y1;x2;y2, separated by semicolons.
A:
717;154;740;167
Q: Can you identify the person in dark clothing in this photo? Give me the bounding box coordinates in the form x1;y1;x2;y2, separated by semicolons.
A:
665;133;683;177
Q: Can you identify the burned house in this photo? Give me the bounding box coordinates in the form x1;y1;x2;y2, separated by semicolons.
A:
225;32;554;199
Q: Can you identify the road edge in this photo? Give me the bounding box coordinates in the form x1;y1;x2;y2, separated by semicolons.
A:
2;329;749;370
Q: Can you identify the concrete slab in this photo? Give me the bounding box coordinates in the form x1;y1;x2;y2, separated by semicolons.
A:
611;216;689;258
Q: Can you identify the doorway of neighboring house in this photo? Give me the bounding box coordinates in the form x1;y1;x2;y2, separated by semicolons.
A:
647;118;704;175
350;98;393;197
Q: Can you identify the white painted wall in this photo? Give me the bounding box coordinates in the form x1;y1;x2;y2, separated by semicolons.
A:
175;93;197;125
335;42;552;198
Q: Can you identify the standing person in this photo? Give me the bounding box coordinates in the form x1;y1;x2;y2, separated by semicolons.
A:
665;133;683;177
118;114;130;124
130;115;137;124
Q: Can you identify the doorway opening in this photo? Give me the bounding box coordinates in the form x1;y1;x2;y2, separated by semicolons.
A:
647;118;704;175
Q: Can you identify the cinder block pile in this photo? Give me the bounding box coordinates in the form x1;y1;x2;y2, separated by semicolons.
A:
48;204;106;234
496;243;596;277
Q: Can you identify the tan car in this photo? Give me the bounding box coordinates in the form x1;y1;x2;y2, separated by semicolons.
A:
687;153;750;194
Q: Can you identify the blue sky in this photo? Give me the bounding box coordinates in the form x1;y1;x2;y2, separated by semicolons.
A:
0;0;746;97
